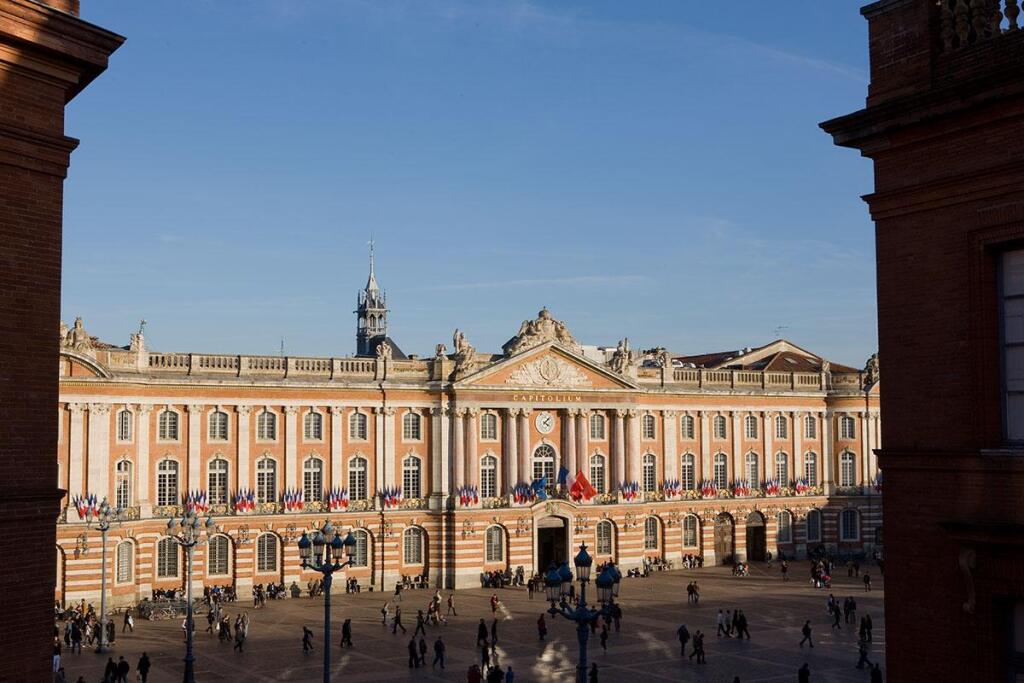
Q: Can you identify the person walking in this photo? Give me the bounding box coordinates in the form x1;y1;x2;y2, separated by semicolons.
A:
477;619;488;647
800;620;814;648
137;653;150;683
599;624;609;652
589;663;599;682
205;609;216;635
395;582;403;602
611;602;622;632
870;663;883;682
781;560;789;581
491;618;498;645
418;636;428;666
690;630;705;664
393;606;407;634
855;638;873;669
432;636;446;670
122;610;134;634
414;610;427;637
480;641;491;670
736;610;750;639
103;657;117;682
447;593;457;616
798;663;811;683
408;637;420;668
865;614;874;641
537;614;547;641
490;593;500;616
381;602;390;626
831;607;842;631
717;610;731;638
233;625;246;653
340;619;353;648
677;623;690;656
302;626;314;653
505;665;514;682
863;573;872;591
115;656;130;683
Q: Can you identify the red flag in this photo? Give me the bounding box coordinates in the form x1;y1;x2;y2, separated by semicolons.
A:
570;470;598;501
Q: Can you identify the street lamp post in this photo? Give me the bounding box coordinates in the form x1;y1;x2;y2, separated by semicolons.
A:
82;497;123;654
544;545;621;683
166;509;214;683
297;521;357;683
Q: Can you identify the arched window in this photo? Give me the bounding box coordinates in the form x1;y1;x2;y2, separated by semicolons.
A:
806;509;822;543
680;453;695;490
590;454;606;494
682;515;699;548
256;534;278;572
304;457;324;502
348;456;368;500
775;511;792;543
156;459;178;506
804;452;818;486
158;408;179;441
480;413;498;441
744;451;759;484
804;414;817;439
349;412;368;440
713;416;727;439
641;414;656;440
532;444;555;483
116;541;133;583
402;412;422;441
590;413;606;440
403;527;425;565
840;415;856;440
156;537;178;578
207;535;230;576
117;409;133;442
840;509;860;541
642;453;657;492
775;452;789;484
479;455;497;498
403;454;422;498
485;526;504;563
208;458;229;505
351;530;369;567
713;453;728;489
680;415;695;440
775;415;788;439
208;410;228;442
596;520;614;555
744;415;759;439
304;411;323;441
256;410;277;441
256;457;277;504
115;460;132;509
643;517;660;550
840;451;857;487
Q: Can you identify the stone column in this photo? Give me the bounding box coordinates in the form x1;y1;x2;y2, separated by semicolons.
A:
822;411;834;493
517;409;531;481
383;407;397;489
452;408;465;487
505;408;519;488
330;407;344;488
793;412;803;485
68;403;86;499
731;412;742;483
87;403;111;499
763;411;773;484
430;406;451;508
237;406;251;491
662;410;678;482
373;407;386;494
187;404;203;490
861;412;871;489
699;411;711;482
576;410;589;477
137;404;152;515
284;406;298;489
563;409;577;476
466;409;479;489
613;410;626;487
627;410;640;483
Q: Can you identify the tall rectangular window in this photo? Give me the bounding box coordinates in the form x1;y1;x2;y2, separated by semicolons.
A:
1002;249;1024;442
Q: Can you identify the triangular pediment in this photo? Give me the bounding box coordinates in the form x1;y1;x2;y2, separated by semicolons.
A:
455;342;637;390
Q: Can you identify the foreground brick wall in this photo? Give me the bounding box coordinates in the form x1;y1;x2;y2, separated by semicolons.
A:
0;0;122;677
823;0;1024;679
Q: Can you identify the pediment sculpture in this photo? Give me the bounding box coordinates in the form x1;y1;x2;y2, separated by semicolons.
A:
502;307;582;356
609;337;635;375
452;328;477;377
506;355;591;388
60;316;94;354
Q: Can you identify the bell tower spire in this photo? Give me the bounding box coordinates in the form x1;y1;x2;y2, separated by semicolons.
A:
356;238;388;356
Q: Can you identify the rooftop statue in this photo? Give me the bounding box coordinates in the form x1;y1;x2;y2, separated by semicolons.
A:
609;337;634;375
60;316;94;353
502;307;581;356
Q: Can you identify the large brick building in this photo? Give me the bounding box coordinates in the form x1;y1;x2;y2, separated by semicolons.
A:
0;0;122;677
56;258;882;605
822;0;1024;679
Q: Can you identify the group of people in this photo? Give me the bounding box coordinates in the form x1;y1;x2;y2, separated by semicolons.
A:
480;566;525;589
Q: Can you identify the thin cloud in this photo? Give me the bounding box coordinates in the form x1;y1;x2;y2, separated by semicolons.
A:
408;274;652;293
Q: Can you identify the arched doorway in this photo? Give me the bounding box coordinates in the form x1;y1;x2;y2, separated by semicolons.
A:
536;516;568;571
746;512;767;561
713;513;734;565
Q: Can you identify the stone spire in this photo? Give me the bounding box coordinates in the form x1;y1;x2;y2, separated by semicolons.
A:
356;239;388;356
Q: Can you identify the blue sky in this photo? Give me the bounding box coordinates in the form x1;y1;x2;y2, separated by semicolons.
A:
64;1;875;366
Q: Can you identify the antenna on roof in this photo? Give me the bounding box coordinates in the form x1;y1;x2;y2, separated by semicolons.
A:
280;337;285;357
773;325;789;338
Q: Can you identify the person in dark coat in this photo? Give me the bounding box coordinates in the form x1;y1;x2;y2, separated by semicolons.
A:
432;636;446;670
418;637;427;666
340;619;353;647
115;656;130;683
677;623;690;656
477;619;488;646
137;653;151;683
103;657;117;682
798;663;811;683
408;638;420;668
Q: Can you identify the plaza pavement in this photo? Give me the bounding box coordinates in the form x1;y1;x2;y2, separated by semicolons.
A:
57;561;884;683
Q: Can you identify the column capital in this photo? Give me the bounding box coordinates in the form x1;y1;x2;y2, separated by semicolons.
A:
283;406;299;416
330;406;345;416
68;402;87;415
428;406;442;416
137;403;153;414
89;403;110;415
663;409;678;418
465;408;480;418
236;405;252;416
615;408;629;419
187;404;204;414
516;407;532;417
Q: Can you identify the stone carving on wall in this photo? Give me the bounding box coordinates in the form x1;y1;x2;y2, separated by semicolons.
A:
376;338;392;360
452;329;476;377
609;337;635;375
60;316;94;354
505;355;591;388
503;307;582;356
863;352;879;388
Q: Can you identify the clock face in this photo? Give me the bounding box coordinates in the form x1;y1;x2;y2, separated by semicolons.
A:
535;411;555;434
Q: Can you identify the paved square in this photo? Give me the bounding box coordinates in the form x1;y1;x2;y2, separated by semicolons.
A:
58;562;884;682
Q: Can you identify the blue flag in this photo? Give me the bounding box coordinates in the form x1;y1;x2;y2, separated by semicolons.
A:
557;467;570;486
531;477;548;501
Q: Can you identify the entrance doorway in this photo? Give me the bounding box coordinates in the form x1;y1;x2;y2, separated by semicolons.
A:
713;513;734;565
746;512;767;561
536;516;568;571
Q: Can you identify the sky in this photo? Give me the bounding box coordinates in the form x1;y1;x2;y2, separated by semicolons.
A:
63;1;875;366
